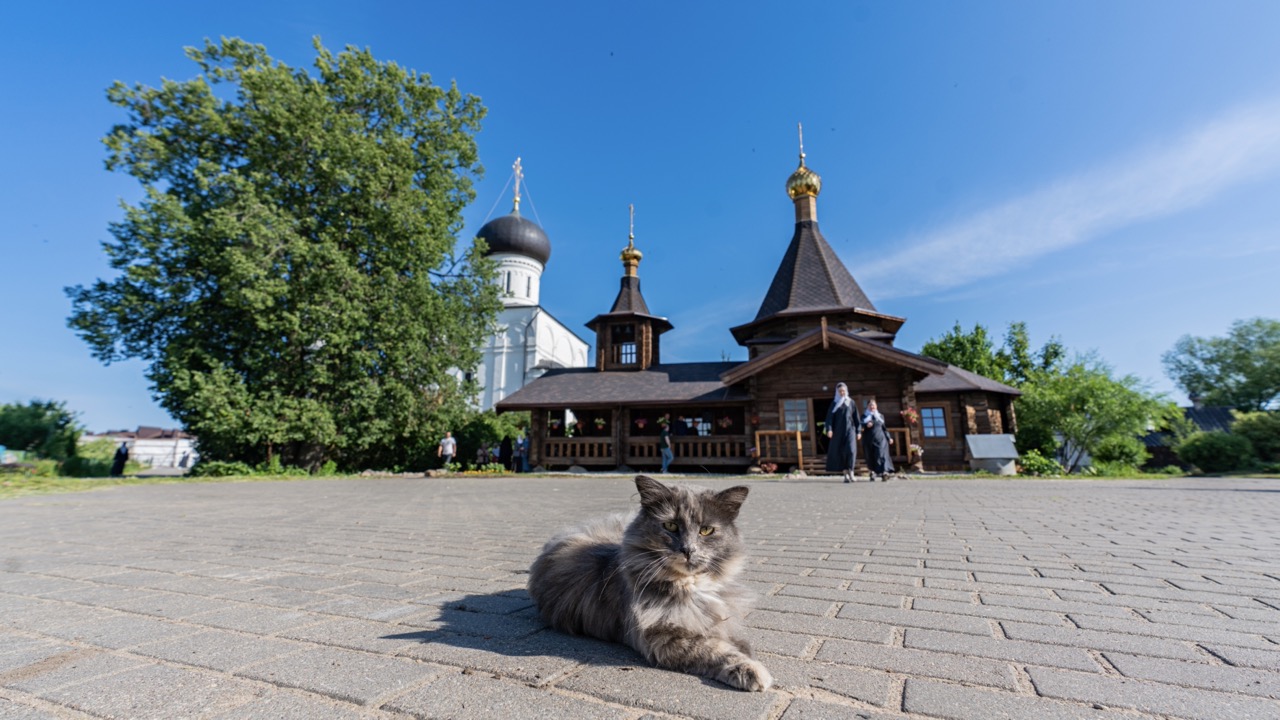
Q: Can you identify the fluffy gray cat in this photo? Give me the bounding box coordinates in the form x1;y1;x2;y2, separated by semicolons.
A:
527;475;771;691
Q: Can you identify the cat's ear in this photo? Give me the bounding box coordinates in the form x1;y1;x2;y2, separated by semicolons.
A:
714;486;750;520
635;475;672;509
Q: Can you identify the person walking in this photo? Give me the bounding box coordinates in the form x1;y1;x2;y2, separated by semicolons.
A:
513;433;528;473
860;399;896;481
659;420;674;473
500;436;514;472
825;382;861;483
437;431;456;468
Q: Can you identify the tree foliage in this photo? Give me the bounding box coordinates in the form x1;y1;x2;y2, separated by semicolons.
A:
1015;356;1178;473
1162;318;1280;411
0;400;83;461
921;321;1064;387
66;38;498;471
1231;410;1280;463
1175;432;1256;474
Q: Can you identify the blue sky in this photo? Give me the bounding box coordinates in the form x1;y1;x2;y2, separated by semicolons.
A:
3;1;1279;432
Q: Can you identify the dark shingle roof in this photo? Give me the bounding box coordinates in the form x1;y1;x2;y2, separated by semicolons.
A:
496;362;748;409
914;364;1021;396
585;276;673;333
1143;406;1237;448
753;220;876;321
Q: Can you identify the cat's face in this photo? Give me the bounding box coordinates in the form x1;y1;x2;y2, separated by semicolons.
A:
626;475;749;579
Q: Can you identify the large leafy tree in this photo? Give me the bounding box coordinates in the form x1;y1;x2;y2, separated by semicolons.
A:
920;321;1064;386
66;38;499;471
1162;318;1280;411
1015;357;1179;472
0;400;83;461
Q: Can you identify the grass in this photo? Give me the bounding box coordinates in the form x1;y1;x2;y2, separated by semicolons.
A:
0;473;324;500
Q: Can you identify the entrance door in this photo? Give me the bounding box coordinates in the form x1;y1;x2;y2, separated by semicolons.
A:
812;397;832;455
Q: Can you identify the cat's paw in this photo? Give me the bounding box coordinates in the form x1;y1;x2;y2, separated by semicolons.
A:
720;658;773;692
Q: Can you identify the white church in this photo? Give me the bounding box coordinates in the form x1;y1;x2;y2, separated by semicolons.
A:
467;160;590;410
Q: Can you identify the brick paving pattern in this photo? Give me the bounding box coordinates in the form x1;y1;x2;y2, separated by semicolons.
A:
1;475;1278;719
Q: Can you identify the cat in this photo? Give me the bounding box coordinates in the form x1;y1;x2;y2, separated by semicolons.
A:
527;475;771;691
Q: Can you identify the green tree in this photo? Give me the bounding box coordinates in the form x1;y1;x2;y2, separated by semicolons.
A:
66;38;498;471
0;400;83;461
921;320;1064;386
1162;318;1280;411
920;322;1006;382
1231;410;1280;462
1016;357;1179;473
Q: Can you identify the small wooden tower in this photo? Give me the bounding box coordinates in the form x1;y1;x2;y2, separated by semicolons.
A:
585;205;673;371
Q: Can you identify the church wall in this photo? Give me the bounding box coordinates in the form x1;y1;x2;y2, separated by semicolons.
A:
750;347;908;458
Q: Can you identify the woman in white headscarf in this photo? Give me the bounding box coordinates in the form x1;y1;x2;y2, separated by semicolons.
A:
860;398;895;481
825;382;861;483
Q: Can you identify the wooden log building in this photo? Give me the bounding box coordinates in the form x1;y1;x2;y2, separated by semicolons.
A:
496;142;1018;474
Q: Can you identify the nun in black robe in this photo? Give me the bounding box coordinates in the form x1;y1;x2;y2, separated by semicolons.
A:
860;399;895;481
825;382;861;483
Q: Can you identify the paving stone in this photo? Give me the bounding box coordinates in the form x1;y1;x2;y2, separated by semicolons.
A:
1027;665;1280;720
1201;643;1280;671
1069;612;1277;650
208;688;377;719
902;677;1139;720
779;698;909;719
386;670;631;719
41;662;262;718
746;609;893;644
754;592;837;616
0;697;70;720
131;629;306;672
902;628;1101;672
555;661;783;720
2;650;145;694
1000;621;1209;661
835;603;993;635
766;656;894;705
912;597;1072;626
814;639;1019;690
185;602;322;634
236;642;436;705
1105;652;1280;699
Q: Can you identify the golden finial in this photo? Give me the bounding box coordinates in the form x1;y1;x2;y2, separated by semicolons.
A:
786;122;822;199
621;203;643;276
512;157;523;213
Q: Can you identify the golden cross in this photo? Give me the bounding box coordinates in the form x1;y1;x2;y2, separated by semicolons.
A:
512;157;523;212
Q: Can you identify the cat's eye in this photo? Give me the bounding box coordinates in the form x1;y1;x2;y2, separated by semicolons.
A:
699;526;716;536
662;521;679;532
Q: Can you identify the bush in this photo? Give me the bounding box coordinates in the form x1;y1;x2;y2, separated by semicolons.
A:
189;460;256;477
1232;411;1280;462
1175;432;1256;474
1018;449;1063;476
1092;435;1149;468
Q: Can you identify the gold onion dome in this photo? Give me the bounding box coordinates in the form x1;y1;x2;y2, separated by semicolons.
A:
621;242;643;264
786;154;822;199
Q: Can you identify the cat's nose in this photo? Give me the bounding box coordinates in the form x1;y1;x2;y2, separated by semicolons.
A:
681;548;693;561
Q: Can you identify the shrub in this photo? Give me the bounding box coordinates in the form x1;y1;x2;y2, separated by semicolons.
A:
1175;432;1255;474
319;460;339;476
1092;435;1149;468
189;460;256;477
1018;449;1063;477
1232;411;1280;462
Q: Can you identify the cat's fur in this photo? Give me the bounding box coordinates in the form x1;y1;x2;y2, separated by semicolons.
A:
527;475;771;691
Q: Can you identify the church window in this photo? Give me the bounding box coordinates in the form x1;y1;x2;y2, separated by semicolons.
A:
782;399;809;431
611;324;637;365
921;407;947;438
505;272;512;294
526;276;532;297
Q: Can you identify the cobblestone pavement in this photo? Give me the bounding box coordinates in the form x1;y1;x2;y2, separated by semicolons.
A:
2;475;1279;719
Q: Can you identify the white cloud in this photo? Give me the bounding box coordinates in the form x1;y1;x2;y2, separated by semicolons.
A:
859;99;1280;299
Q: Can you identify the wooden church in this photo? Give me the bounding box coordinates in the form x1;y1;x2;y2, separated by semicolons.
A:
496;139;1019;473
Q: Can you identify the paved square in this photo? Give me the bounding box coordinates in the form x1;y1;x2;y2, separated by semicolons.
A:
2;475;1278;719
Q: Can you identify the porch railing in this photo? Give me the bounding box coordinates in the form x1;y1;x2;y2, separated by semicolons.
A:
543;438;615;465
755;430;804;466
628;436;749;465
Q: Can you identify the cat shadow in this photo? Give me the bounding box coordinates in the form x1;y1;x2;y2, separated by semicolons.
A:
379;590;742;691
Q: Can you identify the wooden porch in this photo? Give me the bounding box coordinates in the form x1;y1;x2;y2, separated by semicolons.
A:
540;435;751;469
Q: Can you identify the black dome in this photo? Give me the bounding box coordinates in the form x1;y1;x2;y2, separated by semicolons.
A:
476;212;551;265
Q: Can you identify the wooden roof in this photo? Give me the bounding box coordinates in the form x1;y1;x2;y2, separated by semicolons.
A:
495;362;749;410
720;326;949;386
915;364;1021;396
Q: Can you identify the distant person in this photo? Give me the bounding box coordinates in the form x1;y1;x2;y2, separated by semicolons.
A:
825;383;860;483
860;399;895;482
110;442;129;477
673;415;689;436
437;431;457;467
514;433;528;473
500;436;514;471
659;421;674;474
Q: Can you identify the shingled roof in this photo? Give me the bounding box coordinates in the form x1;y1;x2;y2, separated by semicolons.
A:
585;275;673;332
495;362;748;409
914;364;1021;396
754;220;876;320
